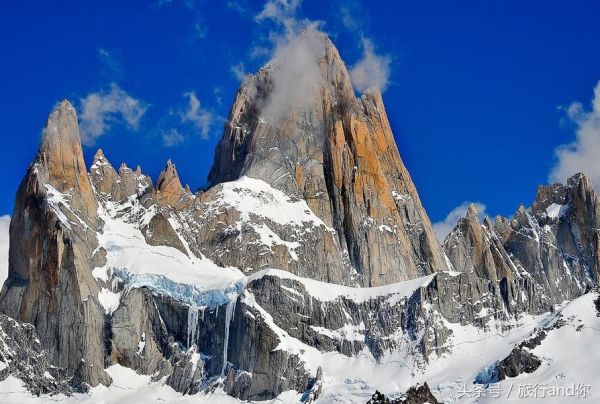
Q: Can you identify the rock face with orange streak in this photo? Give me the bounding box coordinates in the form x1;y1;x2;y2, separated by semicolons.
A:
209;30;447;286
38;100;98;221
0;100;111;388
156;159;192;209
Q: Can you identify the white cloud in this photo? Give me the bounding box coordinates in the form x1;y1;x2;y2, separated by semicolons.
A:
255;0;301;33
79;83;148;145
253;0;329;122
549;81;600;190
252;0;392;120
433;202;487;242
338;0;367;33
340;6;359;31
260;25;328;122
231;62;250;83
162;129;185;147
158;92;216;145
349;37;391;93
180;92;214;139
0;215;10;286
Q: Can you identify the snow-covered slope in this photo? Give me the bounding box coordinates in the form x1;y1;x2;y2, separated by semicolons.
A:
473;291;600;403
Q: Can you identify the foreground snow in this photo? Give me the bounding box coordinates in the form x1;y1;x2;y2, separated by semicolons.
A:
474;293;600;403
0;365;297;404
2;273;599;403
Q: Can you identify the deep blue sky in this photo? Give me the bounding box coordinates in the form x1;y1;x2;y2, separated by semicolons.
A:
1;0;599;223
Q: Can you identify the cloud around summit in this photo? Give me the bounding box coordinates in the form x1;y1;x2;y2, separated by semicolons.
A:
349;37;391;93
549;81;600;191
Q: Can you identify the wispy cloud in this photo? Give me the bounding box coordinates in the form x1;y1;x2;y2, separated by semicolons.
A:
252;0;330;122
0;215;10;286
194;21;207;39
227;0;249;15
338;0;367;32
349;37;391;93
79;83;148;145
180;92;215;139
231;62;250;83
155;0;207;41
432;202;487;242
255;0;302;33
549;81;600;191
98;48;123;79
161;129;186;147
156;92;217;147
213;87;223;105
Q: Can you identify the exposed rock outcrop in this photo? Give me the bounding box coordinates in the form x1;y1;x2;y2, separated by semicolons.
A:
444;173;600;303
90;150;152;202
156;160;191;209
367;383;439;404
0;313;72;396
209;29;446;286
0;100;110;389
444;204;514;282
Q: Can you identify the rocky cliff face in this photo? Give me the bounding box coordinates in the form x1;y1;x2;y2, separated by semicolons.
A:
0;33;599;403
443;173;600;303
0;101;110;388
209;29;446;286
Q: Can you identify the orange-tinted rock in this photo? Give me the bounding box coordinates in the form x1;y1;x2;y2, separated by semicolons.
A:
208;31;447;286
156;160;191;209
37;100;97;222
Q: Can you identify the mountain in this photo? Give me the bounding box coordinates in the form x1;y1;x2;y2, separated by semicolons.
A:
0;32;599;403
443;174;599;302
209;29;447;286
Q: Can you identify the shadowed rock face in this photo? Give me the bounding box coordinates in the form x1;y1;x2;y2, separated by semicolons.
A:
0;314;72;396
444;173;600;303
209;30;446;286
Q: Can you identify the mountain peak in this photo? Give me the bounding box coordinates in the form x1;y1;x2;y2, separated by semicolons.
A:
156;159;187;207
36;100;97;219
208;33;447;285
466;203;480;220
40;100;78;155
94;148;105;160
56;98;75;114
567;172;593;190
